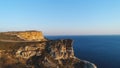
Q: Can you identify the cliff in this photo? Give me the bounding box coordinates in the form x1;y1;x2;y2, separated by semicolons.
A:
0;30;45;41
0;30;97;68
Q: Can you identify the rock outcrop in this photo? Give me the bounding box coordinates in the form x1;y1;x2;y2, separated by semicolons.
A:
0;30;97;68
0;30;45;41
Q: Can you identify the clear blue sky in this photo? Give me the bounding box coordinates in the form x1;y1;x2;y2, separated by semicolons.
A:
0;0;120;35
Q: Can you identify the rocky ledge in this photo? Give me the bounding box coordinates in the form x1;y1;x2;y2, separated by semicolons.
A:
0;30;97;68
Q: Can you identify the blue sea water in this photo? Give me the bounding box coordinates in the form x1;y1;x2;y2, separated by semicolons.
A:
46;35;120;68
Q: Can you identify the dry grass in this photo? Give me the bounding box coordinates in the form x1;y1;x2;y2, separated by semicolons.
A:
0;54;27;68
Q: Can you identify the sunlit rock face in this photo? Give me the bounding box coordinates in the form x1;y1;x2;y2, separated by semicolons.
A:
16;31;44;41
0;31;97;68
16;42;46;59
0;30;45;41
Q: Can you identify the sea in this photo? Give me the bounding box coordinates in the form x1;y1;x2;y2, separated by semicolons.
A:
45;35;120;68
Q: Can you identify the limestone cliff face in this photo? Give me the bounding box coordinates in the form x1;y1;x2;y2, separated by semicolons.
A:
16;42;46;59
0;31;97;68
48;39;74;60
16;31;44;41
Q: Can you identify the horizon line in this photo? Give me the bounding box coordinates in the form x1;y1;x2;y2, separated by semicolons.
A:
45;34;120;36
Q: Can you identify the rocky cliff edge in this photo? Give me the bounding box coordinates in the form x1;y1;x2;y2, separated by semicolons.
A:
0;30;97;68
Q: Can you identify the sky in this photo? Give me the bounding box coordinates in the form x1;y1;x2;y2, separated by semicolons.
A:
0;0;120;35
